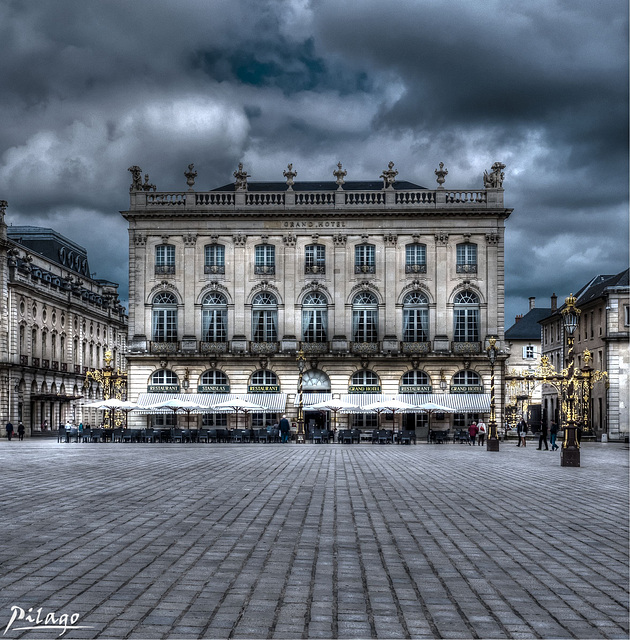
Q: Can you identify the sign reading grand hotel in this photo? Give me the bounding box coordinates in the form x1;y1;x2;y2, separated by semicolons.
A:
348;385;382;394
282;220;347;228
451;385;484;394
248;385;281;393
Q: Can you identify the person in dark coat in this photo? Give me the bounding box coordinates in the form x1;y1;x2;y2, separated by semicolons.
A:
537;422;549;450
550;421;559;451
279;415;290;443
467;422;478;446
17;422;25;441
5;421;13;441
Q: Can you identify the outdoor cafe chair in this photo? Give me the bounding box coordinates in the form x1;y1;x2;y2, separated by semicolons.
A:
171;428;184;443
256;428;269;443
377;429;392;444
340;430;353;444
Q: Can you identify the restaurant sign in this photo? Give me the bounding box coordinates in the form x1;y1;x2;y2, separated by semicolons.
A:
450;385;483;394
399;385;432;394
147;384;180;393
198;384;230;393
248;385;281;393
348;385;382;394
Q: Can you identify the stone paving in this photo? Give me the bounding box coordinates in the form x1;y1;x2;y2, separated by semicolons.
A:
0;439;627;640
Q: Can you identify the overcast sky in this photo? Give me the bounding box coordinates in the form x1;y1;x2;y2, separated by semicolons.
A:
1;0;627;326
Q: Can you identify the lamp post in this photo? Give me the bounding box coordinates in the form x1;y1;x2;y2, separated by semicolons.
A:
296;348;306;444
561;294;581;467
84;350;127;429
485;336;500;451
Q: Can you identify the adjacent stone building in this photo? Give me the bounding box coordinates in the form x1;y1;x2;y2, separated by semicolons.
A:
539;269;629;441
0;201;128;436
504;297;551;427
122;161;512;436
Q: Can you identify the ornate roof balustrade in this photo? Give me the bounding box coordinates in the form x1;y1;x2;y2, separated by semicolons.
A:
132;186;502;213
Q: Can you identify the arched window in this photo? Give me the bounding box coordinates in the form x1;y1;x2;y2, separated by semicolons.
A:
454;291;479;342
352;292;378;342
155;244;176;275
254;244;275;275
350;370;380;389
302;370;331;392
252;292;278;342
302;292;328;343
152;292;178;342
199;370;229;392
452;370;482;388
456;243;477;273
150;369;179;389
305;244;326;274
405;243;427;273
204;244;225;274
250;370;278;388
202;292;227;342
403;292;429;342
401;370;430;388
355;244;375;274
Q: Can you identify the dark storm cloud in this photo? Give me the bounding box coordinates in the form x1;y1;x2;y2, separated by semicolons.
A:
0;0;627;321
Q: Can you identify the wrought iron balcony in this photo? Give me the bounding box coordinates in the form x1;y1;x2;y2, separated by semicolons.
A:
354;265;376;274
254;265;275;275
305;264;326;275
250;341;279;354
452;341;481;354
405;264;427;274
456;263;477;274
154;265;176;275
204;265;225;274
200;341;229;354
351;342;380;355
301;342;329;354
150;341;179;354
401;341;431;355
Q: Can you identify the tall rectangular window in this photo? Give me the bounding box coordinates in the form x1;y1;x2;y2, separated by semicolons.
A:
456;243;477;273
155;244;175;275
204;245;225;274
354;244;375;274
152;308;177;342
405;244;427;273
255;245;275;275
305;245;326;274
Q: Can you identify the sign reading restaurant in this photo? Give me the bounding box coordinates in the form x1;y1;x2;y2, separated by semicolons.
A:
399;385;432;394
147;384;180;393
198;384;230;393
248;385;281;393
450;385;484;394
348;385;382;394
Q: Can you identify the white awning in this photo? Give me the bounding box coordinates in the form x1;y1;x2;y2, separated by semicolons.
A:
294;393;332;406
395;393;491;413
135;393;287;413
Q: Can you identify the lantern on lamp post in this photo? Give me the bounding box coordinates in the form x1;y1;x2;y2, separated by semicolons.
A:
560;294;581;466
485;336;500;451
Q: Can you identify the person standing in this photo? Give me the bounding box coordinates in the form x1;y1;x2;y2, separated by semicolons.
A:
467;421;478;446
5;421;14;441
477;420;487;446
519;420;528;447
537;422;549;450
550;421;559;451
17;422;25;441
279;415;290;443
516;418;526;446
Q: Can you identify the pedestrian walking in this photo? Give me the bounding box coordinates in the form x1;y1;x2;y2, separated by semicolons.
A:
516;418;526;446
537;422;549;450
5;421;14;441
467;421;478;446
550;421;559;450
477;420;487;446
519;420;528;447
17;422;25;441
279;415;290;443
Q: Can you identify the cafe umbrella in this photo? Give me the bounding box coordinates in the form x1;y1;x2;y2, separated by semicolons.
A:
208;398;267;431
84;398;140;429
144;398;205;430
415;401;456;438
362;398;417;432
304;399;359;433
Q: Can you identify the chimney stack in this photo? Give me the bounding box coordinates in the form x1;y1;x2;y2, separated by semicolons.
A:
551;293;557;312
529;296;535;310
515;314;523;323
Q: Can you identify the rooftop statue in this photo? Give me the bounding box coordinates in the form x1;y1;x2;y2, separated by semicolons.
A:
233;162;250;191
283;163;297;190
128;166;143;192
185;163;197;189
483;162;506;189
380;161;398;188
435;162;448;187
333;162;347;189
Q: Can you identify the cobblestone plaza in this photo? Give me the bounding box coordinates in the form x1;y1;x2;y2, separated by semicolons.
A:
0;441;627;639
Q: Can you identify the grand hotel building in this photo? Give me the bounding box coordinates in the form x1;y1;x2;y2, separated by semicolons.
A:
123;161;512;435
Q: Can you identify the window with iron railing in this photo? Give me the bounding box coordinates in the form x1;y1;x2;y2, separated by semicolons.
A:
204;244;225;274
305;244;326;274
405;243;427;273
254;244;275;275
456;243;477;273
354;244;375;274
155;244;176;275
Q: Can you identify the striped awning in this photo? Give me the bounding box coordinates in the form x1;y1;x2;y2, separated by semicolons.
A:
335;393;490;413
135;393;287;413
294;393;332;406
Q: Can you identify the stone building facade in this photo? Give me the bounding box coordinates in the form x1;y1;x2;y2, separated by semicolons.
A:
0;201;128;436
122;161;512;436
539;269;629;441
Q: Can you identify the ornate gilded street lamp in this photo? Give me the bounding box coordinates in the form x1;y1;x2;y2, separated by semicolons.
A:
84;350;127;428
485;336;500;451
296;348;306;444
560;294;581;467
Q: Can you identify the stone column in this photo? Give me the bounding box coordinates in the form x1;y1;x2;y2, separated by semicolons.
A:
282;233;298;340
433;232;450;349
383;233;399;354
332;234;348;352
231;233;247;345
485;231;500;337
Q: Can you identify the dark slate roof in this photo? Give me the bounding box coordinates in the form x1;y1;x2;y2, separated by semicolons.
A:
505;308;552;340
212;180;426;192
